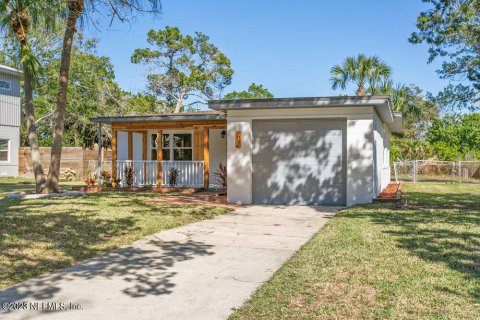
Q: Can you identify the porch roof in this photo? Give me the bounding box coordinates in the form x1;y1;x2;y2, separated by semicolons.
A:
90;111;226;123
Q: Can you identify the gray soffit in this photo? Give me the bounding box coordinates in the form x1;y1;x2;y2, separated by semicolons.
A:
90;112;226;123
0;64;23;78
209;96;395;124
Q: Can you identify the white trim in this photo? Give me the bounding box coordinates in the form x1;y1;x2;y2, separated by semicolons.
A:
0;138;10;163
0;64;23;77
151;130;194;161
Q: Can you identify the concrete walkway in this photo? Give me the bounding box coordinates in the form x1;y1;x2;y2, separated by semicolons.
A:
0;205;337;320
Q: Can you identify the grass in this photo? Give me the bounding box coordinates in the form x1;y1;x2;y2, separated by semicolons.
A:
0;177;84;198
0;178;230;289
230;182;480;320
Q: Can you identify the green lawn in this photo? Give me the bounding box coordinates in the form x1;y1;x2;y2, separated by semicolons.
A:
231;182;480;320
0;177;84;198
0;178;230;289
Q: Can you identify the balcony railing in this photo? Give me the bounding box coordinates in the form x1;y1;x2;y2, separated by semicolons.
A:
116;160;204;187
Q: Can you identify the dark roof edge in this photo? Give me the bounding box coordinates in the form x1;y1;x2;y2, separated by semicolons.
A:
90;113;226;123
209;96;394;123
209;95;390;105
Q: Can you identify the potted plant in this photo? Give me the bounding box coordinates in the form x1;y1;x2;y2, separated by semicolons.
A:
85;177;95;187
124;164;135;187
111;175;121;188
101;170;112;187
168;167;180;187
213;163;227;194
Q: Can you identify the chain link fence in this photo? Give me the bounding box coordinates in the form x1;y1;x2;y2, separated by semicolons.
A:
394;160;480;183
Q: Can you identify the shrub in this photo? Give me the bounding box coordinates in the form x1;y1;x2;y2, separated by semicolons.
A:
101;170;111;182
213;163;227;189
168;167;180;187
124;164;135;187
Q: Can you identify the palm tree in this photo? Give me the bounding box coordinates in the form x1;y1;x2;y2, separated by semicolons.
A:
330;54;392;96
45;0;162;193
368;79;422;116
45;0;84;193
0;0;59;192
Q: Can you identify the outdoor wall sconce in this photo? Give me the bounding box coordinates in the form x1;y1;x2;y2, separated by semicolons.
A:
235;131;242;148
221;130;226;139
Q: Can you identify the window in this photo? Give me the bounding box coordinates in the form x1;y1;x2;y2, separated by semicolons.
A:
172;133;192;161
150;134;158;160
0;80;11;91
152;132;193;161
0;139;9;162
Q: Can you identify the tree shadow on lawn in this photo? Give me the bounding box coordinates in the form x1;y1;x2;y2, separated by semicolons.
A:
0;197;140;287
0;239;214;306
0;192;223;293
344;191;480;299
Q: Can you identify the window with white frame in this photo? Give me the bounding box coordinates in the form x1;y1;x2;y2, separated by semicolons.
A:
0;139;9;162
151;132;193;161
0;80;11;91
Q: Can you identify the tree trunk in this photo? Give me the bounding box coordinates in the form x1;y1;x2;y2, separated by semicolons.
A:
11;10;47;193
174;89;186;113
45;1;83;193
73;126;79;146
356;83;366;96
23;47;47;193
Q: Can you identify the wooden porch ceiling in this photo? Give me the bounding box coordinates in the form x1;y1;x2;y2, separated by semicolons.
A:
111;120;227;131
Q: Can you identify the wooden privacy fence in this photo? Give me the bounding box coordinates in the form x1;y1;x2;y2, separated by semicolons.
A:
19;147;111;180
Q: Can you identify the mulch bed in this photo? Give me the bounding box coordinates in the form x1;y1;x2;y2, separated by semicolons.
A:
71;186;203;194
374;182;402;202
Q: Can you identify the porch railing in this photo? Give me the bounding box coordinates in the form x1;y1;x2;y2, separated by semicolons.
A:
116;160;204;187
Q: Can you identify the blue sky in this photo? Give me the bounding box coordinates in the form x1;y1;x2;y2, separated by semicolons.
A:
86;0;448;102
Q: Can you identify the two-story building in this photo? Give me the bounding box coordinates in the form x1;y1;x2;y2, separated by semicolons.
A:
0;64;22;177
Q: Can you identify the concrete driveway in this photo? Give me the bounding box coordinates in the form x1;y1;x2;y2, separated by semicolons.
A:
0;205;337;320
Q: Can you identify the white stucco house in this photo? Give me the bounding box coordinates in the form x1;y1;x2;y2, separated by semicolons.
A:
0;65;22;177
92;95;402;206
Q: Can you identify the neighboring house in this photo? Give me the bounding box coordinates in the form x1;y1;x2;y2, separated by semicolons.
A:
0;65;22;177
91;96;402;206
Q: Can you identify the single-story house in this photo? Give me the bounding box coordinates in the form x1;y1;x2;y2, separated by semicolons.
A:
0;64;22;177
91;95;402;206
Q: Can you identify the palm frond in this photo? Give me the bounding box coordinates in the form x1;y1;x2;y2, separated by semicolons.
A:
20;43;42;81
331;54;392;95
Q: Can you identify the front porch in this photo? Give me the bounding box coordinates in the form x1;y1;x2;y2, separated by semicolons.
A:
92;112;227;189
116;160;205;187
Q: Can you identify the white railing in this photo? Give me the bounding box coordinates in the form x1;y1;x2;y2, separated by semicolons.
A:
161;161;204;187
115;160;204;187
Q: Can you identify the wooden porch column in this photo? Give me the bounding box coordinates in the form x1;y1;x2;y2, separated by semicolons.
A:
112;129;117;179
142;131;148;184
127;131;133;160
203;128;209;190
156;130;163;186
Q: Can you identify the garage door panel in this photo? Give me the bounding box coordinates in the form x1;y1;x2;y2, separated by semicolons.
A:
253;129;343;162
252;119;346;206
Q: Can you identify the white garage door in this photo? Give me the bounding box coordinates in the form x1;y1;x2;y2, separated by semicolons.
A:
252;119;346;205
